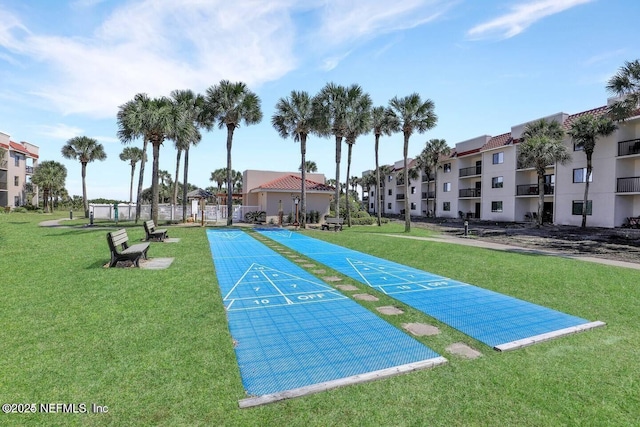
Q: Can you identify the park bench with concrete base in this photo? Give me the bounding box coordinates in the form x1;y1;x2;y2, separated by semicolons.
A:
107;229;150;267
144;220;168;241
321;218;344;231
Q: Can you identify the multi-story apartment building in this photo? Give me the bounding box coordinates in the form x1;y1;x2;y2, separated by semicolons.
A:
364;98;640;228
0;131;39;209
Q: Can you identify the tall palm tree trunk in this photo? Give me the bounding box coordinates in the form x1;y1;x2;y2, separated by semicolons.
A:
403;134;411;232
375;135;381;226
81;162;88;218
173;148;182;206
182;147;189;223
433;175;438;218
537;169;545;227
300;134;307;228
135;139;148;224
128;162;135;204
582;156;592;228
334;136;342;220
346;142;353;227
226;125;235;226
151;140;161;225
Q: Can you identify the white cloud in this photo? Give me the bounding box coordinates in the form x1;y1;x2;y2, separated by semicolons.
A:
468;0;594;40
38;124;84;140
583;49;626;66
1;0;298;118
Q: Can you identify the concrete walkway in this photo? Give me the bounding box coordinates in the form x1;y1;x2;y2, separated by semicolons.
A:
380;233;640;271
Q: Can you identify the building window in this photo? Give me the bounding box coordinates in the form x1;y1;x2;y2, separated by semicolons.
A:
443;182;451;192
573;168;592;183
411;186;416;194
388;189;392;196
491;176;503;188
14;156;20;167
370;190;374;197
573;143;584;151
370;203;374;209
491;201;503;212
410;202;416;210
14;176;19;186
14;196;20;206
443;163;451;173
443;202;450;211
492;152;504;164
387;203;392;210
388;175;393;182
572;200;592;215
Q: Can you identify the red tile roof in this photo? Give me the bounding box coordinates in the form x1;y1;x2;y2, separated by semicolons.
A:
456;148;481;157
9;141;39;158
481;132;513;151
563;105;608;129
253;175;334;192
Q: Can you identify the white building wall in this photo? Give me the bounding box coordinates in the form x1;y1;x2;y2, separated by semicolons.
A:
482;146;517;222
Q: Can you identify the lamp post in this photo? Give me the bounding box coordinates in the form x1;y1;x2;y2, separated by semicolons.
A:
293;195;300;227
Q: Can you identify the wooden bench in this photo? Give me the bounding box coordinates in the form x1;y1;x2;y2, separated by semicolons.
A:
107;229;150;267
144;220;168;241
321;218;344;231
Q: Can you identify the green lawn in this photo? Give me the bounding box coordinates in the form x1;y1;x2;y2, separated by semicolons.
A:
1;213;638;426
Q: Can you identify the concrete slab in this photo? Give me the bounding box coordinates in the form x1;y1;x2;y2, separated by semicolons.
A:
312;269;326;274
302;264;316;268
446;342;482;359
353;293;379;302
377;306;404;315
335;284;358;291
140;257;175;270
402;323;440;336
322;276;342;282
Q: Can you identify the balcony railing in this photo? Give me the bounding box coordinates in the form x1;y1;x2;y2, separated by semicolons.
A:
421;191;435;199
459;165;481;177
617;176;640;193
0;182;7;190
25;165;34;174
459;188;481;198
516;184;555;196
421;175;433;182
618;138;640;157
0;160;7;169
396;194;405;200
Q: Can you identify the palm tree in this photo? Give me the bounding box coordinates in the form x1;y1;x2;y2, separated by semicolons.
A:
116;93;151;223
388;94;438;232
568;114;617;228
519;119;570;226
299;160;318;173
370;107;397;226
606;59;640;121
418;139;450;217
61;136;107;218
171;89;204;222
210;168;227;192
31;160;67;213
202;80;262;226
272;90;315;228
343;86;372;227
119;146;145;204
313;83;348;219
118;93;194;225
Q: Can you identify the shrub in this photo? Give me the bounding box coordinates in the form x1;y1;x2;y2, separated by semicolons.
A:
12;207;27;213
350;216;376;225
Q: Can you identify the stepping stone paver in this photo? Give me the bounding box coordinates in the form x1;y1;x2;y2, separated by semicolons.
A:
402;323;440;336
376;306;404;315
335;284;358;291
302;264;316;268
353;293;379;302
312;269;326;274
322;276;342;282
446;342;482;359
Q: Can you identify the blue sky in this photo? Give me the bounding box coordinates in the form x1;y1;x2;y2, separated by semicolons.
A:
1;0;638;201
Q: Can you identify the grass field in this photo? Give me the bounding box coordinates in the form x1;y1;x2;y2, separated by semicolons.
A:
1;212;638;426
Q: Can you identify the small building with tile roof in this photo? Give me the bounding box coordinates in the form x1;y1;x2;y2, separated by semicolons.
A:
242;170;334;224
0;131;39;208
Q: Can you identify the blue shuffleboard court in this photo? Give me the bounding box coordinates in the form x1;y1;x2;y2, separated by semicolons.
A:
256;229;605;351
206;229;446;407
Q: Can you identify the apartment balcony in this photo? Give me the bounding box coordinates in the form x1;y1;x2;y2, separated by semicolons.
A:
516;184;555;196
617;138;640;157
396;194;405;200
25;165;34;174
459;165;482;178
362;196;369;202
617;176;640;193
421;191;435;199
459;188;481;198
0;182;7;190
421;175;433;182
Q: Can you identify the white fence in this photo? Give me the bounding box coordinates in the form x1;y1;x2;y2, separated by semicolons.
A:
89;204;260;223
